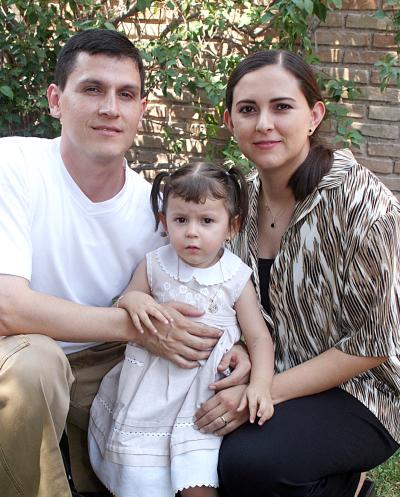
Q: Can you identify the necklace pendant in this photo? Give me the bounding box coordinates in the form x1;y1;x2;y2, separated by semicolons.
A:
208;301;218;313
270;222;275;228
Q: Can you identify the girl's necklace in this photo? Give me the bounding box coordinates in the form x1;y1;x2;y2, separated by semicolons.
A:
177;257;224;314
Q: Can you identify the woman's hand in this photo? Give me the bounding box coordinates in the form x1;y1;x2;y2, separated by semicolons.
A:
194;384;248;436
133;301;222;368
209;342;251;391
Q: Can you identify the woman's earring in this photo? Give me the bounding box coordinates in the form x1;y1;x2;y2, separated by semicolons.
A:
308;128;314;135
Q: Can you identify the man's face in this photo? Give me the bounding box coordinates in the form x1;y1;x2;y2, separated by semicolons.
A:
48;52;146;167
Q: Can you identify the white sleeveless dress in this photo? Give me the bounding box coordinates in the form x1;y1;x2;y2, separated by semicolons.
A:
88;245;252;496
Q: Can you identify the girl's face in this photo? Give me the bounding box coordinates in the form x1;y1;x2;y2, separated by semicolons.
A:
160;194;234;268
224;64;325;179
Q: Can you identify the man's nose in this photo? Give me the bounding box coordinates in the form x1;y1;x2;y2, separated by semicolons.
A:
98;92;119;117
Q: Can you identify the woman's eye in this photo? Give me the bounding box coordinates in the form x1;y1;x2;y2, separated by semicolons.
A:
203;218;214;224
276;103;292;110
238;105;255;114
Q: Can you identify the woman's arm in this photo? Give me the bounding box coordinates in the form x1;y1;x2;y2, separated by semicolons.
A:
194;348;387;435
271;347;387;404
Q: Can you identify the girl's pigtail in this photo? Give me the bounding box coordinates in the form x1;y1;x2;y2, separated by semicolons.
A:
150;171;170;231
226;166;249;230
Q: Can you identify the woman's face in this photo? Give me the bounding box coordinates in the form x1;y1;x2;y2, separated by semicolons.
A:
224;64;325;178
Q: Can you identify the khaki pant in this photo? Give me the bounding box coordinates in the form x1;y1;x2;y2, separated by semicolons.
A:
0;335;125;497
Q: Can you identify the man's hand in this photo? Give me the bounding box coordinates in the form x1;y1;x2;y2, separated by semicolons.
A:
133;302;222;368
194;384;248;436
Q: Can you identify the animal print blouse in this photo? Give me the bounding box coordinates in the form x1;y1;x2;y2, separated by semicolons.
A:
231;149;400;443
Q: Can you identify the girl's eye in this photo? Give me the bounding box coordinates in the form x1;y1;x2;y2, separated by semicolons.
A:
238;105;255;114
175;217;186;224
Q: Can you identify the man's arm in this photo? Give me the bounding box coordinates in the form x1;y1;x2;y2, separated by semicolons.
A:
0;274;140;342
0;275;221;367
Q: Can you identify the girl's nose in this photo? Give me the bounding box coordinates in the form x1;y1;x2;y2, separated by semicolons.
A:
185;221;198;237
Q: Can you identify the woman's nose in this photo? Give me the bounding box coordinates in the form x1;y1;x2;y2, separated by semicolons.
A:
255;111;273;133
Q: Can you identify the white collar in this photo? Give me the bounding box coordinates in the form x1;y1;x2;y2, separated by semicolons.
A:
155;244;242;286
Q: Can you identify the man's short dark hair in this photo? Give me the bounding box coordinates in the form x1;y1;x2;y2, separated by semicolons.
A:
55;28;145;97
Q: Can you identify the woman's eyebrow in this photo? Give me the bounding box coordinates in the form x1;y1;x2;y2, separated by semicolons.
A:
235;96;297;106
270;97;296;103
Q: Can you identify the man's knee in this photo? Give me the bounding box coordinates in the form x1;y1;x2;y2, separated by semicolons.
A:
0;334;73;432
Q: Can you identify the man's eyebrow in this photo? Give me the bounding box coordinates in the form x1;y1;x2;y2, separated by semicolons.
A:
77;78;140;91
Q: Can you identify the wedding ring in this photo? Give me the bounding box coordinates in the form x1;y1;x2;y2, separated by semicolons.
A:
219;415;228;427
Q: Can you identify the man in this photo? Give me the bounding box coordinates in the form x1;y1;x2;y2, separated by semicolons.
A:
0;29;235;497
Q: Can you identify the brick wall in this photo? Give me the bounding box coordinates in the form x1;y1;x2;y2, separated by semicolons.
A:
130;1;400;193
315;0;400;194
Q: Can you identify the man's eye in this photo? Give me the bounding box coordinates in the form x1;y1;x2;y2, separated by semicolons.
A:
120;91;134;99
85;87;100;93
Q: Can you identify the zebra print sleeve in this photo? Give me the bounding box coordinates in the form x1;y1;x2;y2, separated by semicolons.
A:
337;209;400;357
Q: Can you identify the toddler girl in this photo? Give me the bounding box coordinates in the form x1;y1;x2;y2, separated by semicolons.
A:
88;163;274;497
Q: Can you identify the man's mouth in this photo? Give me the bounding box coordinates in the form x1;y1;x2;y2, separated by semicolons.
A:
92;125;122;134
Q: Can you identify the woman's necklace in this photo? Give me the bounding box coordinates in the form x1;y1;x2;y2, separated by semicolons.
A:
264;201;289;228
177;257;224;314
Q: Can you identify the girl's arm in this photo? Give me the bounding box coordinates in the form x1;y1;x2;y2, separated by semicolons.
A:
234;280;275;424
116;259;173;334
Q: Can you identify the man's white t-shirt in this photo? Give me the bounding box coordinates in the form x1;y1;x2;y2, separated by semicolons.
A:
0;136;163;354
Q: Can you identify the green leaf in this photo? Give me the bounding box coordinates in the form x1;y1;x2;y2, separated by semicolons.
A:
304;0;314;15
374;10;388;20
104;22;115;31
0;86;14;99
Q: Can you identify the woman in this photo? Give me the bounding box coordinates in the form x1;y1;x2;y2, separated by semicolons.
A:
194;50;399;497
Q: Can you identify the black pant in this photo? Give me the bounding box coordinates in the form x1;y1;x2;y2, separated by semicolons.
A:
218;388;398;497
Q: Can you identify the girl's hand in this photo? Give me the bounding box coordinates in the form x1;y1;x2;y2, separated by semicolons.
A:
237;381;274;425
194;384;248;435
118;291;173;335
209;342;251;391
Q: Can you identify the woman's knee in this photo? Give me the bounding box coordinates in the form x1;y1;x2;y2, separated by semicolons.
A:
218;423;288;491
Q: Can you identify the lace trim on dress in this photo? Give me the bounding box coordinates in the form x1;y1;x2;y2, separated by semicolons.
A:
112;427;171;437
175;483;218;492
98;396;113;415
155;244;243;285
126;357;144;367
